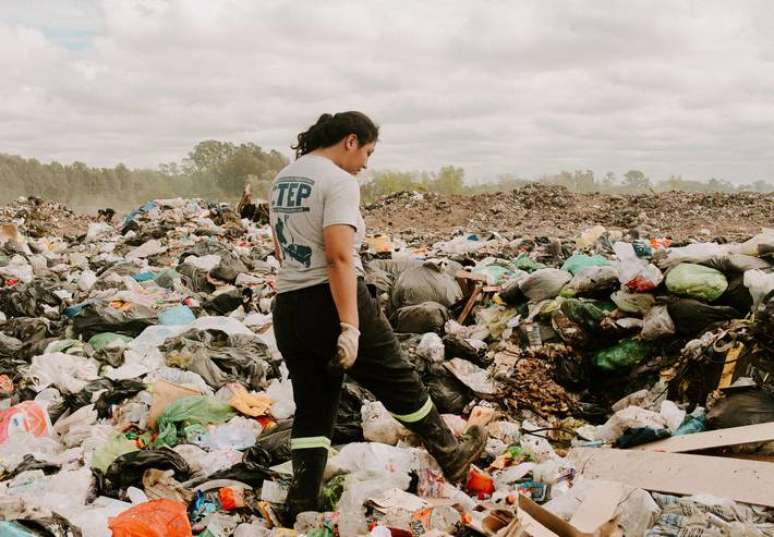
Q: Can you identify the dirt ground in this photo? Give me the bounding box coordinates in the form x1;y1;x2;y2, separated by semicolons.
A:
363;184;774;243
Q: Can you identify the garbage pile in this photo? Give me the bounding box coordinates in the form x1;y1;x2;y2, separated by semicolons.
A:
0;196;93;239
1;194;774;537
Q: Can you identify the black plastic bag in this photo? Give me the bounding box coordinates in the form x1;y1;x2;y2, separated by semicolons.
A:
203;289;250;315
255;420;292;465
666;298;740;336
333;382;374;444
708;389;774;429
0;280;63;318
425;363;472;414
93;379;146;419
442;334;485;366
392;302;449;333
196;460;278;489
616;427;670;448
103;448;191;490
5;454;61;480
72;303;156;339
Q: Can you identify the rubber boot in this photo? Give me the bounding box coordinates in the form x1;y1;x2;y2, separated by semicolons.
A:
402;406;488;484
284;447;328;523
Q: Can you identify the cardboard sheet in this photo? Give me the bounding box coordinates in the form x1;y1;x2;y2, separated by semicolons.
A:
569;448;774;507
636;422;774;453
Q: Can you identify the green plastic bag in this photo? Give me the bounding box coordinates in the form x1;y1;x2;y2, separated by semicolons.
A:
92;432;139;472
88;332;133;351
594;339;651;371
665;263;728;302
560;299;610;333
153;396;235;448
561;254;610;276
512;253;545;273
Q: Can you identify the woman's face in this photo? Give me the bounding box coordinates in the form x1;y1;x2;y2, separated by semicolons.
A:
342;136;376;175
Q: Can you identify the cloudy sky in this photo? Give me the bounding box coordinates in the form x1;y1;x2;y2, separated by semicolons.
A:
1;0;773;184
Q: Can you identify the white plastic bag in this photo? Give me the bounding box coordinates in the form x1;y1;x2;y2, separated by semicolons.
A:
203;417;263;450
614;242;663;292
361;402;413;446
27;353;100;393
641;305;675;340
78;269;98;292
416;333;445;363
266;377;295;419
744;269;774;311
595;406;667;442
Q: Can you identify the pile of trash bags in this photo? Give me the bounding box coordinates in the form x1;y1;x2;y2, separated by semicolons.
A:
1;195;774;537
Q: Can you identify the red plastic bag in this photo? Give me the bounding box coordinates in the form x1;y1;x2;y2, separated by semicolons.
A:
108;499;192;537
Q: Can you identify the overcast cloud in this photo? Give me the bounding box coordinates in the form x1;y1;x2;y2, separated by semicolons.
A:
1;0;773;183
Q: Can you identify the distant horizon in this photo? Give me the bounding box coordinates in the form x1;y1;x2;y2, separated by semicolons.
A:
3;146;771;189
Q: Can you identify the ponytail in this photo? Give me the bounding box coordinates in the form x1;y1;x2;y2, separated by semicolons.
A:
292;111;379;159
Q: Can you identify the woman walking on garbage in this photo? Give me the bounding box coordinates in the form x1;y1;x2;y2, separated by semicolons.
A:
270;111;487;519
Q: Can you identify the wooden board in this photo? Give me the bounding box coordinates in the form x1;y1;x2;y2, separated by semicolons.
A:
569;448;774;507
636;422;774;453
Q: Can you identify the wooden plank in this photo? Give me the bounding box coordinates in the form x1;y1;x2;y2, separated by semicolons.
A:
518;495;592;537
456;270;489;282
636;422;774;453
717;343;743;389
457;283;483;323
569;448;774;507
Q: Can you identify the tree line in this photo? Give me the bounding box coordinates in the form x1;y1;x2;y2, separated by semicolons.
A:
1;141;771;211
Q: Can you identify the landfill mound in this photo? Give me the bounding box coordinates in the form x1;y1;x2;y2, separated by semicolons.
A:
0;196;94;239
364;184;774;242
1;195;774;537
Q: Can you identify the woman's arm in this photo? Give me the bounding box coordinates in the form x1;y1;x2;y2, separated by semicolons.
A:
323;224;358;328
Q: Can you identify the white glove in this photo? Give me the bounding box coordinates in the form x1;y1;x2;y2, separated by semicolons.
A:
336;322;360;369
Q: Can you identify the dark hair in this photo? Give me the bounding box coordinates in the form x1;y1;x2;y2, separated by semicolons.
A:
292;111;379;159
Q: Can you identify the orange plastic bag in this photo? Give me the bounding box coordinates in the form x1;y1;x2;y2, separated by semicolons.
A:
0;401;51;443
108;499;192;537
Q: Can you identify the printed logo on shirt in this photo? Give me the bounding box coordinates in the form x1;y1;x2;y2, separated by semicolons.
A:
271;177;314;213
271;176;314;268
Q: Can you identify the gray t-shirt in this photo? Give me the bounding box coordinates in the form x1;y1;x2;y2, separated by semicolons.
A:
270;154;365;293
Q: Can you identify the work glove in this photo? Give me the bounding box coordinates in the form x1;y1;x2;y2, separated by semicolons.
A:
336;322;360;370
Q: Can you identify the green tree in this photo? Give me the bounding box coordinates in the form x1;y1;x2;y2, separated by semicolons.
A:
431;165;465;194
623;170;650;192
